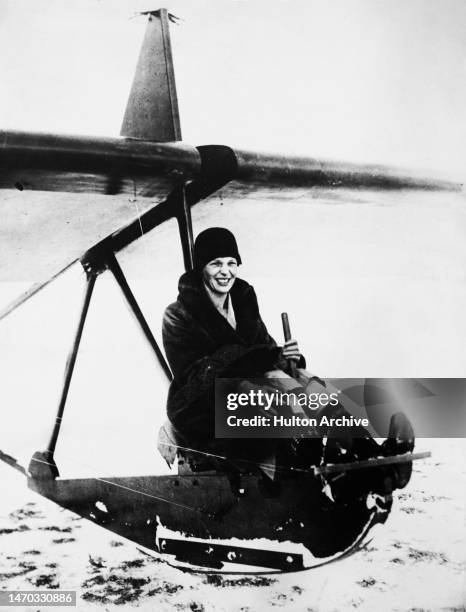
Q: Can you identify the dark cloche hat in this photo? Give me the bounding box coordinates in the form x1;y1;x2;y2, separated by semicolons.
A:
193;227;242;270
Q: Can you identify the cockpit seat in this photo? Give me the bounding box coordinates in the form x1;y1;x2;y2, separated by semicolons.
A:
157;421;226;474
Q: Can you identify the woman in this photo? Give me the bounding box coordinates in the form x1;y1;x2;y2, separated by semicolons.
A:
162;227;414;488
162;227;303;445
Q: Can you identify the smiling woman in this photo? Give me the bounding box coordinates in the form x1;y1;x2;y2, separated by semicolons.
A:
196;227;241;298
161;226;290;448
161;226;320;459
203;257;239;327
203;258;238;295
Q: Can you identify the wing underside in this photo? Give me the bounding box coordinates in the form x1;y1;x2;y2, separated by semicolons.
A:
0;130;462;310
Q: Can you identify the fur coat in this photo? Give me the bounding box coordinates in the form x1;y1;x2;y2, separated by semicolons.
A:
162;271;287;441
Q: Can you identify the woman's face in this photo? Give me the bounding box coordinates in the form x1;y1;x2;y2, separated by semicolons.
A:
202;257;238;296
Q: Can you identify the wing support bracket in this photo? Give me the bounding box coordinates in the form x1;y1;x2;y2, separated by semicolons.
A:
105;251;172;381
174;183;194;271
29;268;96;480
28;239;172;481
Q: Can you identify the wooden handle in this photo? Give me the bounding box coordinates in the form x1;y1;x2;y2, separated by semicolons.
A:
281;312;291;341
281;312;296;376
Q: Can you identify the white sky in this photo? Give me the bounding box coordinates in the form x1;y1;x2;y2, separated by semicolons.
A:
1;0;465;178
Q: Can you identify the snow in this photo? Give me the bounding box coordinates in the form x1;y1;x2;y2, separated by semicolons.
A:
0;440;464;610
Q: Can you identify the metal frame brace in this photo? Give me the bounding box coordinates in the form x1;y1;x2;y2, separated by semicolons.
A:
28;241;171;480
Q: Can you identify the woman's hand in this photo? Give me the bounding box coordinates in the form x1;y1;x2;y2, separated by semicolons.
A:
282;339;301;362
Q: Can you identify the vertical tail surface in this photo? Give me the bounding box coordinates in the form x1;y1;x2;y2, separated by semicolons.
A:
121;9;181;142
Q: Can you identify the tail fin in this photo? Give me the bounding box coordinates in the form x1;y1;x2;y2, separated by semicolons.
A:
120;9;181;142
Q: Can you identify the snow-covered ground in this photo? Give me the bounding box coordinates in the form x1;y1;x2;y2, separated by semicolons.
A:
0;439;464;611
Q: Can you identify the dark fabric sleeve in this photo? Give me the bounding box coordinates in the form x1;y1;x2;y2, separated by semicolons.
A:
247;287;277;347
162;304;278;386
162;305;236;382
163;303;282;421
